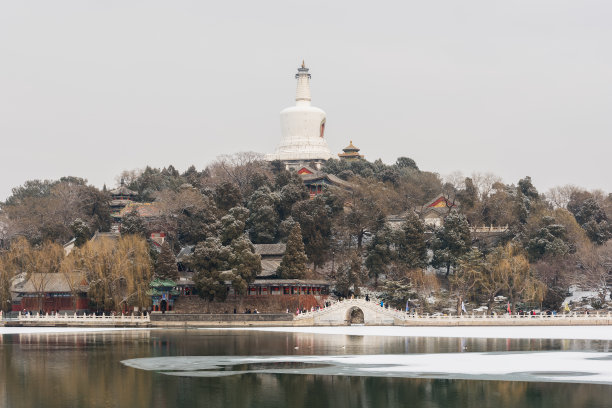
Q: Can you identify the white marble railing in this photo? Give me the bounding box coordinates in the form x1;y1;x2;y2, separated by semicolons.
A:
6;311;150;324
293;298;612;321
401;312;612;320
294;298;399;320
3;307;609;325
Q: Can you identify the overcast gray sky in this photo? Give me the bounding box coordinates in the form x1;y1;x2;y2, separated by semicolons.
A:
1;1;611;201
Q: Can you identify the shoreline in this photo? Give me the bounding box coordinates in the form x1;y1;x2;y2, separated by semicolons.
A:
3;324;612;341
3;314;612;329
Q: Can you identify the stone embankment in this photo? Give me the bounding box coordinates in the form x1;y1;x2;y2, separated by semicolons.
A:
3;300;612;327
149;313;293;327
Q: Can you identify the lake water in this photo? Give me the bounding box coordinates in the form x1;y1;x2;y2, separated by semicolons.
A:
1;328;612;407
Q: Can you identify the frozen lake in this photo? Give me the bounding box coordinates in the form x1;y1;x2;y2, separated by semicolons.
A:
1;326;612;407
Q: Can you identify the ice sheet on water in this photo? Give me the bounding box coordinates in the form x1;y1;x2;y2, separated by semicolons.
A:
217;325;612;340
121;351;612;384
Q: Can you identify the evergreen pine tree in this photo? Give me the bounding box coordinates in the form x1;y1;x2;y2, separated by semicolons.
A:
155;241;179;281
277;224;308;279
431;210;472;276
398;212;428;269
70;218;91;247
121;209;147;237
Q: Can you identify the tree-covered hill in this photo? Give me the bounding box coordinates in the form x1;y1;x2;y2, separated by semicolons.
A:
1;152;611;313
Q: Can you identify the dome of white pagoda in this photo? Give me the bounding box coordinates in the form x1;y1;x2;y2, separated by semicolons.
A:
268;62;332;164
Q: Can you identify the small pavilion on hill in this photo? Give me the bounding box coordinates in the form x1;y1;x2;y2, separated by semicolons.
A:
109;180;138;221
338;141;364;161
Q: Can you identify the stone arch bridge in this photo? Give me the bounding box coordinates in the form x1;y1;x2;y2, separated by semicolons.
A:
294;299;407;326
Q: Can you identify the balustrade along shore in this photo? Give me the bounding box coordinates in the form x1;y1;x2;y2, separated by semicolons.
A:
2;300;612;327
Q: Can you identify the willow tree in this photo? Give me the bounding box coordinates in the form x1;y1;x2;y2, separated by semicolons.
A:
59;258;88;312
451;249;484;313
3;238;64;311
0;256;13;312
69;235;152;312
492;243;545;311
454;248;506;314
115;235;153;311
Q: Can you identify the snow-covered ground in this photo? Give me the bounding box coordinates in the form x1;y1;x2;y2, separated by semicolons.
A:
122;352;612;384
564;288;611;304
0;327;150;335
224;325;612;341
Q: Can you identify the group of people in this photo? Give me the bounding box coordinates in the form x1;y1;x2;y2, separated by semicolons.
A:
235;308;258;314
516;309;557;316
293;305;323;315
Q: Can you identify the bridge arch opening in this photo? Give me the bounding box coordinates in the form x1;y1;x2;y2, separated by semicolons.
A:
346;307;365;325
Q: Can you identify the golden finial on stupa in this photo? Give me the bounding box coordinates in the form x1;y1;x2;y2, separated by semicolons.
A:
301;60;305;68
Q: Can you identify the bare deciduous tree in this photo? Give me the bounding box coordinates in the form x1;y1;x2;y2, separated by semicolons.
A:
574;241;612;304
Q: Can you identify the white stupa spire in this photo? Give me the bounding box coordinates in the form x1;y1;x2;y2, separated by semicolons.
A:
267;61;332;165
295;60;311;105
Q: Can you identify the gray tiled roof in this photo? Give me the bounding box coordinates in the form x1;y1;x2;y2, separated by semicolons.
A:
109;185;137;196
259;259;281;277
17;273;88;294
254;243;286;256
251;278;329;286
300;172;353;189
176;245;195;262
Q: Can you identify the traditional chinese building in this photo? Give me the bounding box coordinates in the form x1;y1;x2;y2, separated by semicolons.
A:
149;279;179;312
386;195;457;230
11;273;89;313
245;279;329;297
156;243;331;302
109;180;138;227
296;166;353;197
418;195;458;227
338;141;364;161
254;243;286;277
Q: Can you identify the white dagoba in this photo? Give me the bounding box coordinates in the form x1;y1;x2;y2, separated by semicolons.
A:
268;61;332;168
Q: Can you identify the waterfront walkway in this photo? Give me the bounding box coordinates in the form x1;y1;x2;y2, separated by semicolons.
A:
2;301;611;327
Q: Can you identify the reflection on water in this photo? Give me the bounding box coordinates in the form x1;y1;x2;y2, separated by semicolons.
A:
1;329;612;408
